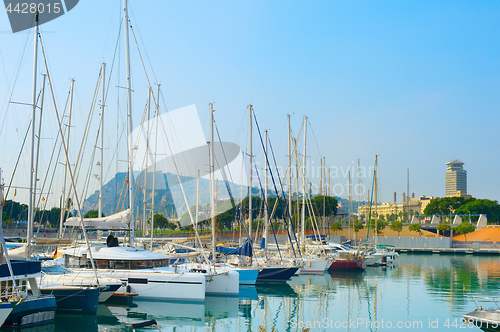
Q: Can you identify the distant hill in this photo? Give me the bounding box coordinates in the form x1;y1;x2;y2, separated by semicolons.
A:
83;172;177;217
83;171;358;218
83;171;267;218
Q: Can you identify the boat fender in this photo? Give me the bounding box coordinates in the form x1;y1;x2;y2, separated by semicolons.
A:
126;285;131;293
9;294;24;305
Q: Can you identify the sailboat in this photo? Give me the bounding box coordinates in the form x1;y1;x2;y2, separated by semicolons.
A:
248;106;299;282
295;116;332;274
360;156;399;267
57;0;212;302
0;169;57;327
168;103;241;295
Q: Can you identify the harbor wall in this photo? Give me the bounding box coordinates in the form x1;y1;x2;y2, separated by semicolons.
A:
368;236;452;249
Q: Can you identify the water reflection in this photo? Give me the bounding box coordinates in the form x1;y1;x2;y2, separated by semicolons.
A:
256;282;297;298
16;255;500;332
105;297;239;328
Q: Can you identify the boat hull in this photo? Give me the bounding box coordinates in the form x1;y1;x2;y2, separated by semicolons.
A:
0;302;13;327
229;268;259;285
98;283;122;302
300;259;330;274
77;269;206;302
464;309;500;332
40;287;100;314
3;297;56;327
205;271;239;296
328;259;365;270
257;267;298;282
364;254;383;266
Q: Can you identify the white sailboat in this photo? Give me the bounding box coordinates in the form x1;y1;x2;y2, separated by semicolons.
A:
59;0;216;302
165;103;241;295
57;241;207;302
0;167;57;326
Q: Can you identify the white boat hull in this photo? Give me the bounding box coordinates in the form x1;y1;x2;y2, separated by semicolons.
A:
205;270;239;296
161;264;240;296
300;259;330;274
0;303;13;327
75;269;206;302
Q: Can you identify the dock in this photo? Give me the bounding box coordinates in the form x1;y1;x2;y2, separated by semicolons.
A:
397;247;500;255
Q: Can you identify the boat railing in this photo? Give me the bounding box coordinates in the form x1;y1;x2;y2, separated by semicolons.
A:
466;295;500;310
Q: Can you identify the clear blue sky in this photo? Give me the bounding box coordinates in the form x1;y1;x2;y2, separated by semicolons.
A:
0;0;499;208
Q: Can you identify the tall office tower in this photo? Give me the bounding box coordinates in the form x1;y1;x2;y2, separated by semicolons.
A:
445;160;467;197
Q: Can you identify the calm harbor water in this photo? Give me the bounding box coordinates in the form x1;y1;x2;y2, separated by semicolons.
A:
6;253;500;332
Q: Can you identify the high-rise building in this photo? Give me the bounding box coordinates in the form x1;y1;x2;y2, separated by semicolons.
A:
445;160;467;197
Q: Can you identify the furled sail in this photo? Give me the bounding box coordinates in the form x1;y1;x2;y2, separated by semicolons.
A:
64;209;131;229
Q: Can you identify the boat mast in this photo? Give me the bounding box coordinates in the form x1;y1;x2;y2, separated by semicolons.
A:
210;103;215;263
123;0;135;246
320;158;323;196
28;11;39;257
195;169;200;234
356;159;360;242
287;115;292;238
150;84;159;247
59;79;74;238
348;170;352;241
406;168;409;223
301;116;307;248
248;104;253;248
374;155;378;245
143;88;151;236
263;130;268;257
99;63;105;218
0;169;17;287
34;73;46;217
328;166;330;196
323;157;325;230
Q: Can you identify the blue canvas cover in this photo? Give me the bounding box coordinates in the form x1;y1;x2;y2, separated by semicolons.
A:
0;260;41;278
216;239;253;257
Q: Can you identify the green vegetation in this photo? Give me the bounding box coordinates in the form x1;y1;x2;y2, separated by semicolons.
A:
352;219;364;235
151;213;177;233
369;217;386;235
330;221;343;234
83;210;105;218
423;197;471;216
424;197;500;223
453;222;475;240
455;199;500;223
3;200;62;227
177;194;338;233
436;223;452;234
311;196;338;216
408;223;422;236
389;220;403;236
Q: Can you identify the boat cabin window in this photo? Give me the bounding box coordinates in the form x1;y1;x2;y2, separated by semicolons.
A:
94;259;169;270
42;266;72;275
0;280;27;300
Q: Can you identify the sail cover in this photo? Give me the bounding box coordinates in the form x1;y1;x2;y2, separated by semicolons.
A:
216;239;252;257
64;209;131;229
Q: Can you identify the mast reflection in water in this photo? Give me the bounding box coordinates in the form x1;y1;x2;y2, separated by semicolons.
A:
40;254;500;332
